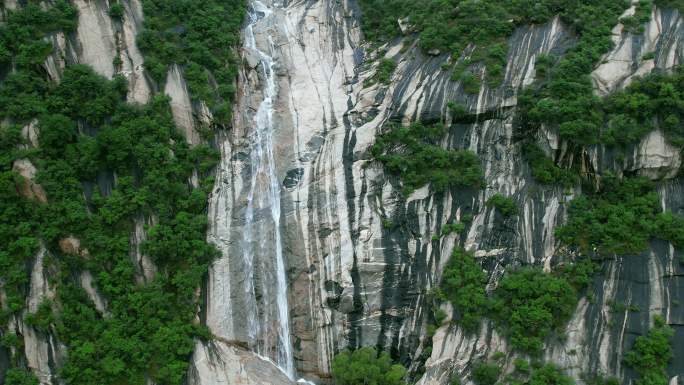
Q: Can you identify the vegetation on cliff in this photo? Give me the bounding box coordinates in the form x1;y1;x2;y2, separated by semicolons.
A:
370;122;482;195
624;316;674;385
138;0;246;124
439;248;489;331
0;1;233;383
439;249;594;354
486;194;518;217
331;347;407;385
557;177;684;255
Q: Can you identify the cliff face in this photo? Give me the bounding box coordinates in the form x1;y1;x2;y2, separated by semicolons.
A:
2;0;683;384
199;1;683;384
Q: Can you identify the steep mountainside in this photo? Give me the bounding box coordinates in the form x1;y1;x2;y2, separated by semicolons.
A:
0;1;683;385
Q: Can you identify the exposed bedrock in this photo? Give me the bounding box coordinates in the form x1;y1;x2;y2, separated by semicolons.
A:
5;0;683;384
201;1;684;384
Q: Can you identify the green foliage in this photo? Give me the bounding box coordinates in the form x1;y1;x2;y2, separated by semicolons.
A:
4;369;39;385
491;268;578;354
654;0;684;12
358;1;639;88
371;122;482;195
434;308;448;325
521;143;578;188
585;376;620;385
557;259;596;291
447;102;469;121
331;347;407;385
556;177;684;256
0;165;41;316
440;249;592;353
472;362;501;385
514;358;531;375
460;71;481;94
137;0;247;124
518;0;632;146
624;316;674;385
441;222;466;237
440;248;488;331
487;194;518;217
0;2;226;384
367;58;397;86
0;2;74;326
24;300;55;333
514;0;684;185
642;51;656;60
534;54;555;80
508;361;575;385
600;67;684;147
48;64;128;126
621;1;654;34
109;3;125;19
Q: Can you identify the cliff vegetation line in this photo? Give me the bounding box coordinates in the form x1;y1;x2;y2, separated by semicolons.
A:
0;1;245;384
360;0;683;383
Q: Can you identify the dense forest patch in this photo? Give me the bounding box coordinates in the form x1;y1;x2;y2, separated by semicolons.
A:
331;347;407;385
0;1;241;383
624;316;674;385
138;0;246;124
438;248;595;355
557;177;684;255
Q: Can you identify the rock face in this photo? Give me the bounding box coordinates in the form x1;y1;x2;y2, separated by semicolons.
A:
13;159;48;203
188;341;295;385
6;0;683;384
8;247;66;385
165;64;201;146
201;1;684;384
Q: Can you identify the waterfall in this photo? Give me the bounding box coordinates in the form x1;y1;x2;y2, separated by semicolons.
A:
240;0;295;378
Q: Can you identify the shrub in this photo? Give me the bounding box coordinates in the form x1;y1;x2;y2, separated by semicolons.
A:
655;0;684;12
440;248;489;331
109;3;124;19
491;268;578;354
521;143;578;187
624;316;674;385
441;222;465;236
557;177;684;256
434;308;448;325
487;194;518;217
376;58;397;84
472;362;501;385
24;300;54;333
621;0;653;34
4;369;39;385
0;2;224;384
358;0;634;88
508;360;576;385
331;347;406;385
371;122;482;195
586;376;621;385
460;71;481;94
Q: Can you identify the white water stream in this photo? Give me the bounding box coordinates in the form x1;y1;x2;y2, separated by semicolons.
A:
241;0;295;378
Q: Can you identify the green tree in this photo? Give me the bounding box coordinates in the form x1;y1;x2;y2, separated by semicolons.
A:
472;362;501;385
624;316;674;385
331;347;407;385
491;268;577;354
441;248;489;331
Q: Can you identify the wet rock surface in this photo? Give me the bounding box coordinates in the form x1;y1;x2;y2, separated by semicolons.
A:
6;0;683;383
200;1;684;384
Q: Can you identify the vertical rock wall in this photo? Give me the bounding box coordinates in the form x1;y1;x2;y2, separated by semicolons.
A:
199;1;683;384
3;0;683;383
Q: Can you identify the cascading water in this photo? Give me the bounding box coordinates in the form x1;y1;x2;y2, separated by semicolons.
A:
240;0;295;378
